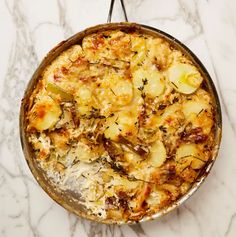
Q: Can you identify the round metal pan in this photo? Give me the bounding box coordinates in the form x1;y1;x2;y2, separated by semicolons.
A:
19;1;222;225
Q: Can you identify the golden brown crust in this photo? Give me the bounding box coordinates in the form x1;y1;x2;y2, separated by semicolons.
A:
25;30;216;222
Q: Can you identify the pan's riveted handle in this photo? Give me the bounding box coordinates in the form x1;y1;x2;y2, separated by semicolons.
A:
107;0;129;23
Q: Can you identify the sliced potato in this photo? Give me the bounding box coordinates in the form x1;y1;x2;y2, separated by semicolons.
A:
68;45;83;62
157;104;184;133
133;68;165;98
76;86;92;102
175;143;206;169
182;96;213;134
28;95;61;131
74;86;94;116
104;120;120;141
104;111;138;141
67;142;100;163
168;63;203;94
147;37;172;70
111;79;133;106
147;141;166;167
49;130;69;156
95;70;133;111
130;35;147;70
83;31;131;62
182;100;208;119
42;45;82;83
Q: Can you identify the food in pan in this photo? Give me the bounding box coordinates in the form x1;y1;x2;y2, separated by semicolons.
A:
25;29;216;222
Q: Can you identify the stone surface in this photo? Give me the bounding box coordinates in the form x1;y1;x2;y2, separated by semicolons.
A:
0;0;236;236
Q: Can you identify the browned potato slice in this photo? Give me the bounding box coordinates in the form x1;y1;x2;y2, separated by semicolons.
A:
28;95;61;131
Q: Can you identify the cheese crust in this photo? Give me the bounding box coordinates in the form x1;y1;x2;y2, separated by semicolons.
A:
25;30;216;222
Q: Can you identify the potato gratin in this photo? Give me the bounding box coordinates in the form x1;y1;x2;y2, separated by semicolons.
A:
26;30;216;222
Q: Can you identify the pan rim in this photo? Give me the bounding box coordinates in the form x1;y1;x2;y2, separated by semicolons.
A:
19;22;222;225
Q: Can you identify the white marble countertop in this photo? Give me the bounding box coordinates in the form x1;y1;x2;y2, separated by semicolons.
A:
0;0;236;236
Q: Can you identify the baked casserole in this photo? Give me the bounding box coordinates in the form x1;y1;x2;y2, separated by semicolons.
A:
24;29;217;222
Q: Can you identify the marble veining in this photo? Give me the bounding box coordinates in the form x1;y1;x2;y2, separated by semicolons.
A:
0;0;236;236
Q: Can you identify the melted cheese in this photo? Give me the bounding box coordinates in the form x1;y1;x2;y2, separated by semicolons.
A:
26;29;216;223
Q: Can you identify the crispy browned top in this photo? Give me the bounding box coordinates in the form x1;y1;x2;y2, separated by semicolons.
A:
25;30;216;222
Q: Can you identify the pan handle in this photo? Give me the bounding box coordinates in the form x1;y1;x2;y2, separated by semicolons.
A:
107;0;129;23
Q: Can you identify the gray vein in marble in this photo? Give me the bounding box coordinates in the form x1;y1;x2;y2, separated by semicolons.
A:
193;0;236;137
8;213;22;219
57;0;74;38
37;204;54;226
86;222;103;237
67;213;80;237
212;173;236;199
1;229;6;237
203;42;235;136
32;21;60;34
118;226;125;237
225;212;236;236
141;0;203;44
178;0;203;34
183;204;203;236
143;14;179;23
129;224;148;237
0;163;34;184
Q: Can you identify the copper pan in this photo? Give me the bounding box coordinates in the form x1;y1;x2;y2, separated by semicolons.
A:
19;0;222;224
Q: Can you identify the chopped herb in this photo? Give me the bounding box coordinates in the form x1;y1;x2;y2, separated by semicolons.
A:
159;125;167;133
197;109;204;117
152;110;157;114
171;82;178;89
141;92;146;99
158;104;167;110
103;34;110;39
138;86;144;91
172;97;179;103
142;78;148;85
110;88;116;95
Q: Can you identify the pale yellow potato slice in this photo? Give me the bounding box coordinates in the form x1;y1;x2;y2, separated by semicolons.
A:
29;95;62;131
146;140;167;168
146;37;172;70
75;86;94;116
104;120;120;141
168;63;203;94
67;141;101;163
182;100;208;119
130;35;147;70
76;86;92;102
95;71;133;112
133;67;165;98
104;111;138;141
175;144;206;169
111;79;133;106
